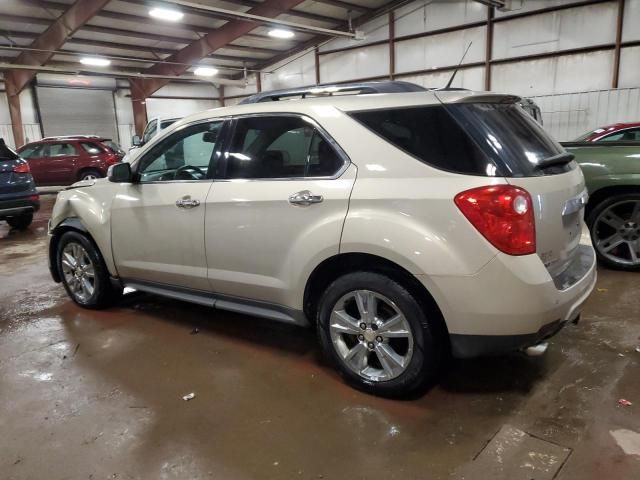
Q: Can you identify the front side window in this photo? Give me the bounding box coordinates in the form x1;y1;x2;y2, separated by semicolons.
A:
138;121;223;182
19;144;45;159
225;116;344;179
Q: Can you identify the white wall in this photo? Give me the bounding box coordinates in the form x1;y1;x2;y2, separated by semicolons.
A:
0;88;41;148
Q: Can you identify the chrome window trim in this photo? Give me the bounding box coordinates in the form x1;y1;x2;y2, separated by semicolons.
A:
221;112;351;181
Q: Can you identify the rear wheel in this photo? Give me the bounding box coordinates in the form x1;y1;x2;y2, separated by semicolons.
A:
57;231;122;309
6;213;33;230
587;193;640;271
78;169;102;181
317;271;440;397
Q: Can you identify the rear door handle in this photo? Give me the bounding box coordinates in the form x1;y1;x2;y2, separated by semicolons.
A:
288;190;323;206
176;196;201;209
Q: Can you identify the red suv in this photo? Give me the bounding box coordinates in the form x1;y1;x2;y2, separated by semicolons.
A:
17;136;124;185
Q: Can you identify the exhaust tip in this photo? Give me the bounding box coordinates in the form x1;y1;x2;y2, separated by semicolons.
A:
525;342;549;357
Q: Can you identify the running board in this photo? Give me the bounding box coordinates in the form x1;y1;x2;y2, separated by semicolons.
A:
123;280;309;327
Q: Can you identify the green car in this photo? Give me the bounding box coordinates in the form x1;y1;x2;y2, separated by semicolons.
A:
562;142;640;271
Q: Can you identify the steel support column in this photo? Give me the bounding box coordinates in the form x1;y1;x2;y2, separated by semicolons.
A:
389;11;395;80
5;75;25;148
485;7;494;91
612;0;625;88
129;80;148;137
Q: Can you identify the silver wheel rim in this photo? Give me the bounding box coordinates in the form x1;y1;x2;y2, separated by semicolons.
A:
329;290;414;382
61;242;96;302
594;200;640;266
83;173;97;180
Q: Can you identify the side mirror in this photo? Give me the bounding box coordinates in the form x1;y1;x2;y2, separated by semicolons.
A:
108;162;133;183
131;135;142;147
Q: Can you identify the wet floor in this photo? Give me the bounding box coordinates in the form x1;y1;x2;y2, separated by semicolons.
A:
1;196;639;479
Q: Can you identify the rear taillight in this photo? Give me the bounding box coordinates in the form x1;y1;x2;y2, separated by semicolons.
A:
454;185;536;256
105;152;119;164
13;162;30;174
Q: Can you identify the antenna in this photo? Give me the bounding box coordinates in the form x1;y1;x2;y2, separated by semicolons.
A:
443;41;473;90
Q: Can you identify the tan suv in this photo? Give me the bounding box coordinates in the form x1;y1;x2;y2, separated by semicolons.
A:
48;84;597;397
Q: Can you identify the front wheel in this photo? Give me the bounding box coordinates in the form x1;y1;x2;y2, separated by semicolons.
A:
587;193;640;271
57;231;122;309
316;272;441;397
7;212;33;230
78;169;102;181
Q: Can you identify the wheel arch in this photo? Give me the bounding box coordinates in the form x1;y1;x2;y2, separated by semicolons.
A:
49;218;96;282
303;252;449;341
76;167;103;180
586;185;640;221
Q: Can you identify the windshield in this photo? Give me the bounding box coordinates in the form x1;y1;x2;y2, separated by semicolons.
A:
573;129;603;142
447;102;572;177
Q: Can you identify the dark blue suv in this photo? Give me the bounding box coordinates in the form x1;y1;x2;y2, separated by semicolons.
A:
0;138;39;230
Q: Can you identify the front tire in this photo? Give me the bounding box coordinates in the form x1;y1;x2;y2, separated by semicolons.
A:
316;271;440;397
57;231;122;309
7;212;33;230
78;169;102;181
587;193;640;271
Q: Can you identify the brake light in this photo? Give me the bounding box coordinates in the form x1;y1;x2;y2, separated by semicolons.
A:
454;185;536;256
13;162;30;174
105;152;119;164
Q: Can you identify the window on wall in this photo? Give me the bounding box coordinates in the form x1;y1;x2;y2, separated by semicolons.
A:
225;116;344;179
138;121;223;182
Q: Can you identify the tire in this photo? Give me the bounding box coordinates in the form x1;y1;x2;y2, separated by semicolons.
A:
6;213;33;230
586;193;640;271
78;169;102;181
316;271;441;398
56;231;122;309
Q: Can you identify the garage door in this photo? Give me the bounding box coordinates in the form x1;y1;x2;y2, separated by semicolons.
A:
36;86;118;141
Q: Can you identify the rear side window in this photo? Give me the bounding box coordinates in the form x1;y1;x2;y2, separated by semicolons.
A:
80;142;104;154
350;106;496;176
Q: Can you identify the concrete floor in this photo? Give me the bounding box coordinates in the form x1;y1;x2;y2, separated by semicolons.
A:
1;196;639;480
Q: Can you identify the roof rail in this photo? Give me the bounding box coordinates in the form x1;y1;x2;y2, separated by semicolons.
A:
239;81;427;104
41;135;105;141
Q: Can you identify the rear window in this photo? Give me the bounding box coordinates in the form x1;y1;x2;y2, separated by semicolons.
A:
351;103;570;177
81;142;104;154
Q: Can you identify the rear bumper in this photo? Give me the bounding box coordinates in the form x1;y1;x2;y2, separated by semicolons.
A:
0;196;40;219
419;235;597;358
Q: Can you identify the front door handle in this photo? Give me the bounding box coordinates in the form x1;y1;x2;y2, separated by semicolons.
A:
176;196;201;209
288;190;323;206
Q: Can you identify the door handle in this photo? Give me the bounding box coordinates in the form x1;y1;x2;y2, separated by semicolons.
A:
176;196;201;209
288;190;324;206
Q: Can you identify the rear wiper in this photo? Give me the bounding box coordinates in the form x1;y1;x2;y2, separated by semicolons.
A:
535;152;575;169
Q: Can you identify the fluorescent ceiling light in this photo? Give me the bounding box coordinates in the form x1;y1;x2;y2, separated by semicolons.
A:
194;66;218;77
149;8;184;21
79;56;111;67
268;28;295;39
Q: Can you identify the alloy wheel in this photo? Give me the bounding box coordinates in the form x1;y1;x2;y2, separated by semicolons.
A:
329;290;414;382
594;199;640;267
61;242;96;302
82;173;98;180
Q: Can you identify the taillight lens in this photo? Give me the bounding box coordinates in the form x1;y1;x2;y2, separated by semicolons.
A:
13;162;30;174
454;185;536;256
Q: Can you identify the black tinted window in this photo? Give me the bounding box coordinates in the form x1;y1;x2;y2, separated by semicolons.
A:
447;103;568;176
351;106;496;176
226;116;344;179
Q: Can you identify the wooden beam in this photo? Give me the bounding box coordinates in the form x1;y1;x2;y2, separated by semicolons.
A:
5;0;111;95
131;0;306;98
4;75;25;147
129;80;148;137
612;0;625;88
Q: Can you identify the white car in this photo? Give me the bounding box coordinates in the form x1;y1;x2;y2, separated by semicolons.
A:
48;83;596;397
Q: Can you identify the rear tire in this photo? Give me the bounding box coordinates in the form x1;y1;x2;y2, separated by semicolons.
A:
57;231;122;309
587;193;640;271
7;213;33;230
316;271;441;398
78;169;102;181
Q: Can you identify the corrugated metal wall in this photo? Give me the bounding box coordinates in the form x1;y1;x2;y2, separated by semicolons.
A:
533;87;640;141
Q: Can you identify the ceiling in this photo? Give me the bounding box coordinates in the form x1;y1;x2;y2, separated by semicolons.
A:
0;0;404;85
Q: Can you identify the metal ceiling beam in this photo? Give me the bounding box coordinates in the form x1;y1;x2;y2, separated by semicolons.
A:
147;0;357;37
247;0;413;77
5;0;111;95
118;0;344;25
131;0;308;99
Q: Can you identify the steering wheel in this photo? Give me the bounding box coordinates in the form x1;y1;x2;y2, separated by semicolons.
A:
173;165;206;180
